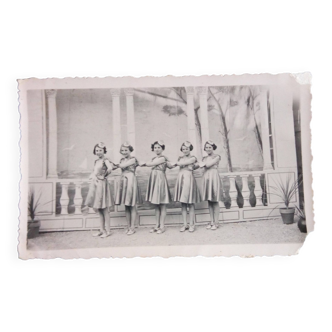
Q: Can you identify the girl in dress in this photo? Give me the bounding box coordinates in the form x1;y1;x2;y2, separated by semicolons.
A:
199;140;224;230
113;142;142;235
170;141;201;232
140;141;172;234
82;142;114;238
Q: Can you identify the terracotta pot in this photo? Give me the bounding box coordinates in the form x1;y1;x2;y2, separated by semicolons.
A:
28;220;40;239
279;207;295;224
297;217;307;233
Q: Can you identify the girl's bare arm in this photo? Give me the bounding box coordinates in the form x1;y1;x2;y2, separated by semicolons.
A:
166;161;177;169
118;158;136;168
205;155;220;168
145;156;166;167
177;156;196;166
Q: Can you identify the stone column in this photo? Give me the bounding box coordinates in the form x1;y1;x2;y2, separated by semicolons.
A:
124;88;135;151
45;89;58;178
197;87;209;151
185;87;197;155
110;89;122;161
269;85;297;170
260;87;273;170
300;84;313;233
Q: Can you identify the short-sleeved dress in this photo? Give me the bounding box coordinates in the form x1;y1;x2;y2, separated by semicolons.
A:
201;154;224;202
85;158;114;211
145;156;172;204
115;156;143;206
173;155;201;204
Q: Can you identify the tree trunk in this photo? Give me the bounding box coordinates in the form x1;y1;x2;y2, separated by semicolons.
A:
220;111;233;172
248;90;263;157
254;123;263;156
194;106;202;148
208;88;233;172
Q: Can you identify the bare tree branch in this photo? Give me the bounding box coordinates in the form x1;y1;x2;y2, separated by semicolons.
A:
172;87;187;104
134;88;186;104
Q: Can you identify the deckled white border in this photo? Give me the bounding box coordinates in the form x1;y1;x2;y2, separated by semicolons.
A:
18;73;313;259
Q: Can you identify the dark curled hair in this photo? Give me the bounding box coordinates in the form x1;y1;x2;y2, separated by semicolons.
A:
151;141;165;151
204;142;217;151
120;145;134;153
93;144;107;155
180;144;193;151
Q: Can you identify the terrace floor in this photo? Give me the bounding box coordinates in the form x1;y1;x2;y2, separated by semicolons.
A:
27;217;307;251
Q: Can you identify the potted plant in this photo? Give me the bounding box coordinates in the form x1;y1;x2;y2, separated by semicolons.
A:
269;175;302;224
27;188;43;239
295;203;307;233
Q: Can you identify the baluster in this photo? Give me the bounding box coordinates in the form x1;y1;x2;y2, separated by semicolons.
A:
248;175;256;207
235;175;244;208
219;174;231;209
86;180;94;214
260;174;268;206
81;181;88;205
60;183;69;215
74;183;83;215
254;174;263;206
68;182;75;214
55;182;62;215
229;176;237;208
106;177;115;213
241;175;250;207
222;176;231;209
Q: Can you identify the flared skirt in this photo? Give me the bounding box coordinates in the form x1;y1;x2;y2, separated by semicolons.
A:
145;170;172;204
201;168;224;202
114;172;143;206
173;169;201;204
85;178;114;211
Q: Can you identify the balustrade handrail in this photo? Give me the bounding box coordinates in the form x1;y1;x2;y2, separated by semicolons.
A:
192;169;266;179
58;169;267;183
58;175;119;185
218;170;266;177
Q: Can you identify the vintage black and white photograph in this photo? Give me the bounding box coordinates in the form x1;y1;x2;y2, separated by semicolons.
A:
18;74;313;258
